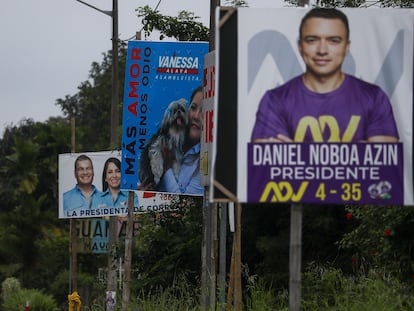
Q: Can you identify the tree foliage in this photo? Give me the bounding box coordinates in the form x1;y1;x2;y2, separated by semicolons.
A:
2;288;57;311
55;42;127;151
339;205;414;280
133;198;203;293
0;120;69;290
137;5;209;41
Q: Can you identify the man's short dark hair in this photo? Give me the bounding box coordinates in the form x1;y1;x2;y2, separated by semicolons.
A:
74;154;93;170
299;8;350;40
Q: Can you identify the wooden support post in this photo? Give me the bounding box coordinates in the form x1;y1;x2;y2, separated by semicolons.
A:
233;203;242;310
201;188;210;310
122;191;134;310
218;203;227;310
226;237;235;310
69;115;77;294
289;204;303;311
70;219;78;293
226;202;242;311
210;203;218;308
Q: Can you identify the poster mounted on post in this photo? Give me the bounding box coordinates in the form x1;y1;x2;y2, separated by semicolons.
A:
59;151;183;219
59;151;127;219
212;8;413;205
76;218;139;254
200;51;216;186
121;41;208;196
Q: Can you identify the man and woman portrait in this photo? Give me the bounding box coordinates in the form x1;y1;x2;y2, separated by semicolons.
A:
61;153;136;218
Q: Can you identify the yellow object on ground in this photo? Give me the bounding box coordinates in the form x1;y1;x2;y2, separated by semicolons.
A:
68;291;81;311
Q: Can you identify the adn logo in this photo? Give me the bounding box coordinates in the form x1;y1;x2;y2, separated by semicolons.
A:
259;181;309;202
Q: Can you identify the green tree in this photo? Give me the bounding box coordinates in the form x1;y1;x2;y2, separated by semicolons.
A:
339;205;414;281
55;42;127;151
133;197;203;293
0;120;71;288
0;117;109;306
137;5;209;41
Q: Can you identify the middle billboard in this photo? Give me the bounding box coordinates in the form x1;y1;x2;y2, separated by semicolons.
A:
121;41;208;196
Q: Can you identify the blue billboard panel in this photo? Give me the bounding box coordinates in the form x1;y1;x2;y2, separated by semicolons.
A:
121;41;208;194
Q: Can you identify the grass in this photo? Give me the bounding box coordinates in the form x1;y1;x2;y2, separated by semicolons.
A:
59;267;414;311
301;265;414;311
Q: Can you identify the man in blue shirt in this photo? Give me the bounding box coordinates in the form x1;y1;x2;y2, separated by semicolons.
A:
64;154;100;216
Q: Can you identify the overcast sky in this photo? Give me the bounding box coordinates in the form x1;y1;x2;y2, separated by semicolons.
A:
0;0;285;137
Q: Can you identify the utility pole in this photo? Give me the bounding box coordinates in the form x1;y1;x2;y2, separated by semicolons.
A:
70;115;77;295
75;1;119;309
201;1;220;310
110;0;119;149
107;1;119;309
122;192;135;310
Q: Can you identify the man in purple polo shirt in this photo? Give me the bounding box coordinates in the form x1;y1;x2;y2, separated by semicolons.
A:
251;8;399;143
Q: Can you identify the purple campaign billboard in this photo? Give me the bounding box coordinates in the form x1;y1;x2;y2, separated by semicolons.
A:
211;8;413;205
121;41;208;195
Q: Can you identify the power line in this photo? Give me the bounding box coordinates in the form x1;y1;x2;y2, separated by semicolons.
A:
121;0;163;42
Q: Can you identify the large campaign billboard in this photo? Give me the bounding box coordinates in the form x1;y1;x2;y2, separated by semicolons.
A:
121;41;209;196
212;8;413;205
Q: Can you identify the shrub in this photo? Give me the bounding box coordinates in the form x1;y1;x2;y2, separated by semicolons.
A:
1;277;21;300
50;270;106;310
339;205;414;280
2;288;57;311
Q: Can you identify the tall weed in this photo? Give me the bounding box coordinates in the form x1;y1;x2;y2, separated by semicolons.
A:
302;264;414;311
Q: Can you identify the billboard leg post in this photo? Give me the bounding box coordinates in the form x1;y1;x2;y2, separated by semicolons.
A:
201;188;211;310
289;203;303;311
210;203;218;308
70;216;78;294
226;202;242;311
233;202;242;310
122;191;135;309
218;203;228;310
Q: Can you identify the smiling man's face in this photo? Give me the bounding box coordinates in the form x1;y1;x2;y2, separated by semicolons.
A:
75;159;94;187
298;17;350;80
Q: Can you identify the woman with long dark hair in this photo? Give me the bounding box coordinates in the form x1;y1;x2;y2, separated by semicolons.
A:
95;157;137;211
158;86;204;195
